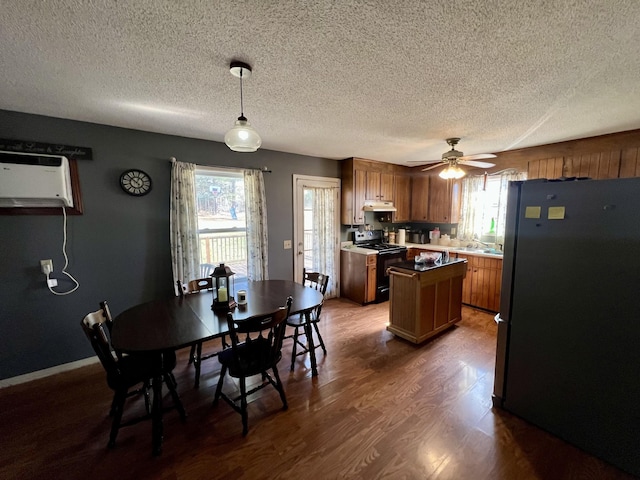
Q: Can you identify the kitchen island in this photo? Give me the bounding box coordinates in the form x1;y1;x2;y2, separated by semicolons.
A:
387;258;467;344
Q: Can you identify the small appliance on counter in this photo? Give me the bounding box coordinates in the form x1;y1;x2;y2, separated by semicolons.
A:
429;227;440;244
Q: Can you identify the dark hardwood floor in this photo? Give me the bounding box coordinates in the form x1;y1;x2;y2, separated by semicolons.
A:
0;299;635;480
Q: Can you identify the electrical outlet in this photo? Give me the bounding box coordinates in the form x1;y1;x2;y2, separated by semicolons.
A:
40;259;53;275
283;240;292;249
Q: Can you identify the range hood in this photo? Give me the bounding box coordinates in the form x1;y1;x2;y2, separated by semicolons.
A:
362;201;396;212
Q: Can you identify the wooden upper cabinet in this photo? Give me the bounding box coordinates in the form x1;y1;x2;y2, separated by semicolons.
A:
365;171;394;201
410;175;430;221
393;174;411;223
341;157;410;225
353;169;366;224
341;159;367;224
428;178;453;223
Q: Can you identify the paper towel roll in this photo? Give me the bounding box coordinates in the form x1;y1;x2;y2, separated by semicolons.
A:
397;228;406;245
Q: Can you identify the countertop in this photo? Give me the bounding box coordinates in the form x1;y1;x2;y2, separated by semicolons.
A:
390;258;467;273
341;241;503;259
395;242;504;259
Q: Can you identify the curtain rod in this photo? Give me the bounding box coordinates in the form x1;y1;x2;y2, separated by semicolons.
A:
169;157;271;173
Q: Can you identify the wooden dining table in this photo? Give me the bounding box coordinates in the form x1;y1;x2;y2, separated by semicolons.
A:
110;279;323;455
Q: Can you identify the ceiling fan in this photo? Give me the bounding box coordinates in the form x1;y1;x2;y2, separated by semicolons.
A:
416;138;496;179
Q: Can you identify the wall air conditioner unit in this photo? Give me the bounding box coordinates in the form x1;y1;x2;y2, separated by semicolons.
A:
0;151;74;207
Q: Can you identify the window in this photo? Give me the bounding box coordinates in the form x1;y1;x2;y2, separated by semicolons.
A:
195;167;247;281
459;171;527;245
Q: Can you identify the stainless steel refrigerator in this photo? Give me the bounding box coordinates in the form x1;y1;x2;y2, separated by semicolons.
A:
493;177;640;477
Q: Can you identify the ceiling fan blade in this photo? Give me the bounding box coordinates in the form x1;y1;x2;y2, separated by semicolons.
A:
458;153;497;161
421;162;446;172
407;159;442;164
458;159;496;168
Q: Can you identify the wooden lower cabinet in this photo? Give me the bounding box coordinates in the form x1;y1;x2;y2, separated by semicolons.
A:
387;261;466;344
366;254;377;303
456;253;502;312
340;250;377;305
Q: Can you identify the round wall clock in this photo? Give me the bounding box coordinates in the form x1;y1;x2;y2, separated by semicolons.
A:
119;169;152;196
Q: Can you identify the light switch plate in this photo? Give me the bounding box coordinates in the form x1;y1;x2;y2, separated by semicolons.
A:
283;240;292;249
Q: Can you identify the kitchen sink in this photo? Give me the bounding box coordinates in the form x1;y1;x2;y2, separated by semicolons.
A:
452;247;503;255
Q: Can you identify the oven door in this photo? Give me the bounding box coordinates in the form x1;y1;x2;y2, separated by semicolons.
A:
376;250;407;302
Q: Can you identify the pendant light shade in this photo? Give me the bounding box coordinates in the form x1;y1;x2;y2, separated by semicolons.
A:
225;116;262;152
225;61;261;152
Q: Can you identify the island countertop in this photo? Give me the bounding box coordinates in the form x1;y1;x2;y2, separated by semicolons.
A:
389;258;467;274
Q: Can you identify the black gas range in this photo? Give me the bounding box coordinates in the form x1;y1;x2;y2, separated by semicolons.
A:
352;231;407;255
352;231;407;302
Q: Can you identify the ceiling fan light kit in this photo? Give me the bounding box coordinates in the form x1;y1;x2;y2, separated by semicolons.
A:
225;61;262;152
439;162;466;179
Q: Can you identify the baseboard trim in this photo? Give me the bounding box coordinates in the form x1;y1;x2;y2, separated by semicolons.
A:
0;356;100;389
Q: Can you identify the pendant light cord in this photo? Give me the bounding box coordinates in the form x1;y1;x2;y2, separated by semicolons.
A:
239;68;245;118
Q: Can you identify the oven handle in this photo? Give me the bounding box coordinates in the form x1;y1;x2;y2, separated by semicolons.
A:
387;268;417;278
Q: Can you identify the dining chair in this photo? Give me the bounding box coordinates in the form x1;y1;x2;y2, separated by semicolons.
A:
81;304;186;448
177;277;227;387
200;263;215;278
213;296;293;436
287;269;329;371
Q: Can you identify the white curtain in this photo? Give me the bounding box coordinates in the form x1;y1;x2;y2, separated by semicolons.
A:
310;186;337;298
458;175;485;242
458;171;527;243
243;169;269;281
495;171;527;242
170;159;200;292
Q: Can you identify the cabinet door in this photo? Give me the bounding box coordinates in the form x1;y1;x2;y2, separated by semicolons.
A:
457;254;472;305
469;256;502;312
353;169;366;224
366;255;377;303
410;176;430;221
380;173;395;201
428;178;452;223
365;171;381;200
393;174;411;222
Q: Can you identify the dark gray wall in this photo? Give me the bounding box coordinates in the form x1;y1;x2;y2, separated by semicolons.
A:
0;109;341;380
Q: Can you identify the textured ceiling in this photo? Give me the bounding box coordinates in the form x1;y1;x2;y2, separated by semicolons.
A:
2;1;640;166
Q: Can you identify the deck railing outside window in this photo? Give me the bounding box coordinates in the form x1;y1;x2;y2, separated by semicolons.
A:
199;228;247;280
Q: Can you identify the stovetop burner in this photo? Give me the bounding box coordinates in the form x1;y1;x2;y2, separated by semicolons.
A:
352;231;407;253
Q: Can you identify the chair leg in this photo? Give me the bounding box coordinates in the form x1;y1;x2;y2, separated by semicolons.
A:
194;342;203;388
165;373;187;421
239;376;248;436
272;367;288;410
108;390;127;448
143;379;152;415
109;391;118;417
188;344;196;365
313;322;327;355
290;326;299;371
213;365;227;405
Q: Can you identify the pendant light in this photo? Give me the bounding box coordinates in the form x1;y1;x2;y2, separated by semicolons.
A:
224;61;262;152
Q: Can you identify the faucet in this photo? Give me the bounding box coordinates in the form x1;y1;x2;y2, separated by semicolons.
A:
472;234;493;248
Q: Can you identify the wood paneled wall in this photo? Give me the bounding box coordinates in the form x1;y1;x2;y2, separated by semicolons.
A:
491;129;640;179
